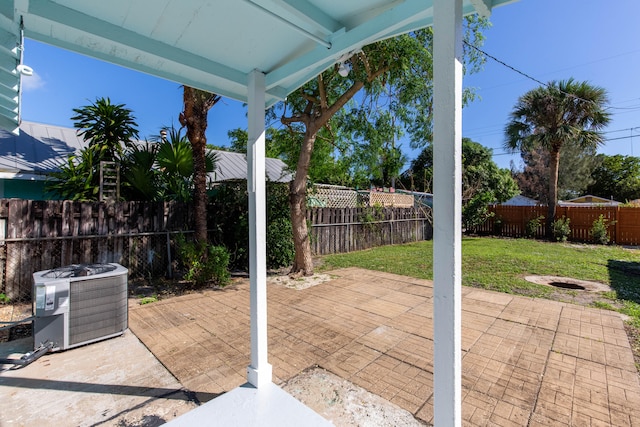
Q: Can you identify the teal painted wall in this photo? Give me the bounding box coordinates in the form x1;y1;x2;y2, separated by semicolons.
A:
0;179;59;200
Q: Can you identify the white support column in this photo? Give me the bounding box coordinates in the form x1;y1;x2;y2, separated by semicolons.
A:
246;69;272;388
432;0;463;426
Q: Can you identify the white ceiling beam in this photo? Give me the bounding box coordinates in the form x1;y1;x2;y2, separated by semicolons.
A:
24;0;247;88
242;0;331;48
260;0;342;34
266;0;431;91
25;30;238;96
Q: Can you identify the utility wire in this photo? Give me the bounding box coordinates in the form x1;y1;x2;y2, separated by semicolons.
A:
464;41;637;112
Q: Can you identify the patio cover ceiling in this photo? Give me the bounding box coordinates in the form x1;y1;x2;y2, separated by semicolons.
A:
0;0;513;135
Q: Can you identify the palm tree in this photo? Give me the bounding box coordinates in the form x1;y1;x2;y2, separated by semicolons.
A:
179;87;221;246
504;78;611;237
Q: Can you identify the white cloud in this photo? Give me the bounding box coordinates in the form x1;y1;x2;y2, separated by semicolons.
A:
21;71;45;92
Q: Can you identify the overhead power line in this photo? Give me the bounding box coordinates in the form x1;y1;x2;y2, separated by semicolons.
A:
463;41;637;112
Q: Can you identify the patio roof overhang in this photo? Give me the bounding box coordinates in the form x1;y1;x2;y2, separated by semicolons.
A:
0;1;517;425
0;0;513;134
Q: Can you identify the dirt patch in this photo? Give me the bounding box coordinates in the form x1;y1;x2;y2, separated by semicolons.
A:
283;367;427;426
625;323;640;372
268;273;332;290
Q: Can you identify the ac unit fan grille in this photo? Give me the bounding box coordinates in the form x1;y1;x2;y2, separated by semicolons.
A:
69;275;127;346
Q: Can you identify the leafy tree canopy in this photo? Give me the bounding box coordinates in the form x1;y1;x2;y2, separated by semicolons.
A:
512;140;601;203
232;16;490;275
400;138;519;229
587;154;640;202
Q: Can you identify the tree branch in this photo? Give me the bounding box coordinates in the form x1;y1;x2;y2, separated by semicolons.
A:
318;74;328;112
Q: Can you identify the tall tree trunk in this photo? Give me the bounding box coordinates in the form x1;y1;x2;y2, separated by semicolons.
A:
180;87;219;247
547;148;561;239
289;127;316;276
283;78;364;277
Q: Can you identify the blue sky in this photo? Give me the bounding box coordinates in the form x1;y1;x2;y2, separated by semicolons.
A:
20;0;640;171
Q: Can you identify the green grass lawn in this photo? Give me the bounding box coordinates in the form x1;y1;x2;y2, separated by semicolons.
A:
320;237;640;327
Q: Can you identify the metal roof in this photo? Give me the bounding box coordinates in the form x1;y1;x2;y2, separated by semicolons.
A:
0;120;82;175
212;149;292;183
0;0;514;135
0;120;292;182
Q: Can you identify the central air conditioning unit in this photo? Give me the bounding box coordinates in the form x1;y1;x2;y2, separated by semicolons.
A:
32;263;128;352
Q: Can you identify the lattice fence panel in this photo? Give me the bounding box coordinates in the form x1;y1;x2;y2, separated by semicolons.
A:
309;186;358;208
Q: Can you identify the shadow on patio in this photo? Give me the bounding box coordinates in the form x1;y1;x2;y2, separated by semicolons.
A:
129;267;640;426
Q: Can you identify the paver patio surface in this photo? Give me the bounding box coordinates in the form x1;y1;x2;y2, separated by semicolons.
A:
129;267;640;426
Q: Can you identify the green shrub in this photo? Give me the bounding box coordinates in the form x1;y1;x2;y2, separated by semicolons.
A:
462;192;495;233
267;217;295;269
591;214;614;245
359;205;385;233
209;180;294;270
176;234;230;287
525;215;544;238
0;293;9;304
551;216;571;242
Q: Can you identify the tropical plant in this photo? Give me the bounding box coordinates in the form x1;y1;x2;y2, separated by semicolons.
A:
120;127;218;202
47;98;139;201
120;142;161;201
71;97;139;162
504;78;611;237
179;87;221;246
46;147;100;200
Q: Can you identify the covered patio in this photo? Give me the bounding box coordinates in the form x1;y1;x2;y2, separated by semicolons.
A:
2;0;529;424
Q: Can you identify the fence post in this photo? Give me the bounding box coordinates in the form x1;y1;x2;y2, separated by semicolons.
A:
615;206;620;244
166;231;172;278
391;208;394;245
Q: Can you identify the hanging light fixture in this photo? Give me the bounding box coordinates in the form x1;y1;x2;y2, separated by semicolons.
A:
337;61;350;77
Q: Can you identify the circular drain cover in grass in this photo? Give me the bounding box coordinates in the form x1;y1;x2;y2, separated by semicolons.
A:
524;275;610;292
548;281;586;290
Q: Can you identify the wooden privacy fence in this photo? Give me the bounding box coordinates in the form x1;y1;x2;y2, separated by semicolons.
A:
0;200;433;301
0;199;192;300
307;207;433;255
474;205;640;244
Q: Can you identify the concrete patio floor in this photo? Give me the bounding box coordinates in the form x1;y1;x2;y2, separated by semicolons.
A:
0;330;198;426
129;267;640;426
